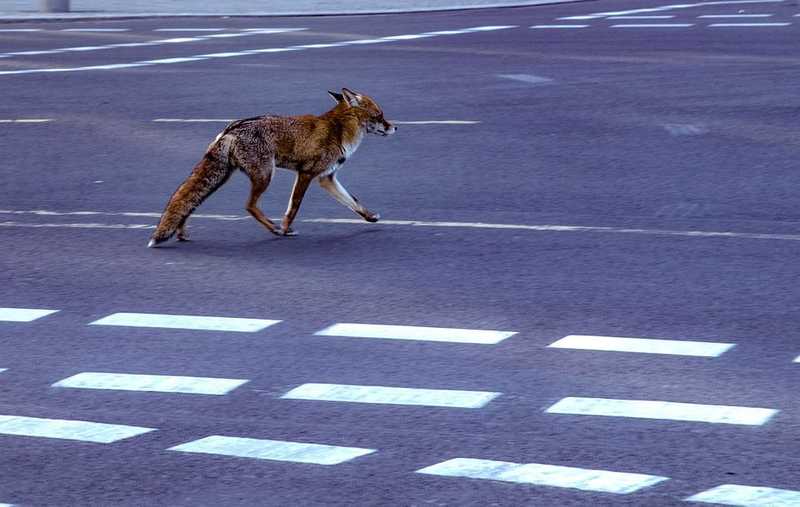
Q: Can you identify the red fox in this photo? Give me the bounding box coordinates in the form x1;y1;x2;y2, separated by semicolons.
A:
148;88;396;247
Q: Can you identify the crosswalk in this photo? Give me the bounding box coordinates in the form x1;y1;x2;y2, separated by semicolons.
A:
1;305;798;504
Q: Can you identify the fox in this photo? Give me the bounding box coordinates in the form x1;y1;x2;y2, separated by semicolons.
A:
147;88;396;248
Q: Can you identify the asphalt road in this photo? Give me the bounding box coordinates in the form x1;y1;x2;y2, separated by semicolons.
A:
1;1;800;505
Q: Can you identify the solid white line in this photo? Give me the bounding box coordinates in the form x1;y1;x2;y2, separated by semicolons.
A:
391;120;480;124
315;323;516;345
416;458;668;494
0;28;42;32
548;335;735;357
53;372;249;395
0;415;155;443
686;484;800;505
698;13;774;16
153;28;226;32
580;0;785;20
169;435;375;464
0;308;59;322
0;119;52;123
708;22;790;25
0;221;154;230
282;384;500;408
89;312;281;332
61;28;130;32
611;23;695;27
607;15;676;19
531;24;589;28
546;397;778;425
0;25;515;76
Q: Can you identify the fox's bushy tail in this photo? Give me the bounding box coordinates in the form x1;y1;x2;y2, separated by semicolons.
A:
148;135;235;247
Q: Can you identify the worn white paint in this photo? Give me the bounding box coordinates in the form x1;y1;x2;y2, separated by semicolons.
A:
548;335;734;357
417;458;668;494
0;308;59;322
89;312;280;332
53;372;249;395
0;415;155;443
169;435;375;464
687;484;800;506
315;323;516;344
282;383;500;408
546;397;778;425
708;22;790;26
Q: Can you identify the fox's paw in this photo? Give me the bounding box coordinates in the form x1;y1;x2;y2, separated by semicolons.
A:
363;211;380;223
281;226;298;237
177;232;190;242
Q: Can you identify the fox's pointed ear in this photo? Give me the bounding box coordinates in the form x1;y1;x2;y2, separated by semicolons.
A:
341;88;362;107
328;90;344;103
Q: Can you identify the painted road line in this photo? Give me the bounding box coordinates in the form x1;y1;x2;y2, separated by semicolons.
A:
708;22;791;26
0;28;43;32
0;308;59;322
531;24;589;28
611;23;695;27
0;221;154;230
417;458;668;494
0;415;155;443
169;435;375;464
89;312;281;332
0;25;515;76
0;28;306;60
282;384;500;408
61;28;130;32
0;209;243;220
606;15;676;19
0;119;52;123
315;323;516;345
573;0;786;20
548;335;735;357
0;369;6;374
153;28;226;32
53;372;249;395
498;74;554;85
686;484;800;505
698;13;774;16
546;397;778;425
794;356;800;363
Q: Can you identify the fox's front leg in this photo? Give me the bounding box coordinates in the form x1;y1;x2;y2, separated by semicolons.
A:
318;173;380;222
281;172;314;236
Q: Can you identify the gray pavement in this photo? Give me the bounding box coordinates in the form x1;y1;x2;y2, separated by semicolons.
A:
0;0;586;20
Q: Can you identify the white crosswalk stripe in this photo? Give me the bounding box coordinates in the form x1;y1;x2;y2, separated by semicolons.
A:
282;383;500;408
548;335;734;357
315;322;516;344
686;484;800;506
89;312;280;332
0;415;156;443
169;435;375;465
546;397;778;425
53;372;249;395
0;307;59;322
417;458;668;494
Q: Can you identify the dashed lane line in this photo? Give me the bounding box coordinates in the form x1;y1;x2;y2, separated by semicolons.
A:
605;15;676;19
282;384;501;408
708;22;791;26
416;458;669;494
169;435;375;465
60;28;130;32
0;415;155;443
546;397;778;426
53;372;249;395
153;28;226;32
315;323;517;345
89;312;281;332
0;308;59;322
686;484;800;506
610;23;696;27
548;335;735;357
559;0;786;21
698;13;774;16
0;119;52;123
530;24;589;28
0;28;305;60
0;25;516;76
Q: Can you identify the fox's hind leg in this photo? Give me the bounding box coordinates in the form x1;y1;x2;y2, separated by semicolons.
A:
241;160;282;236
176;216;190;241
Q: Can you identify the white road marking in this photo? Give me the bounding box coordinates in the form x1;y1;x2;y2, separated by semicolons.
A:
0;25;516;76
153;119;479;125
686;484;800;505
548;335;735;357
698;13;774;16
546;397;778;425
416;458;668;494
606;15;676;19
315;323;516;345
0;28;306;60
153;28;226;32
0;308;59;322
0;28;42;32
498;73;554;84
794;356;800;363
611;23;695;27
169;435;375;464
153;118;234;122
0;415;155;443
89;312;281;332
531;24;589;28
0;369;7;373
0;221;154;230
663;123;708;136
0;119;52;123
575;0;785;20
61;28;130;32
53;372;249;395
708;22;791;25
282;384;500;408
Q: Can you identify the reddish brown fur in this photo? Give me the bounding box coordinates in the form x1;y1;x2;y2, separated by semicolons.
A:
148;88;395;247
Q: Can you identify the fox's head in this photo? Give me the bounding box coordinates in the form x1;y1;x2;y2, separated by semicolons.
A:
328;88;397;137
